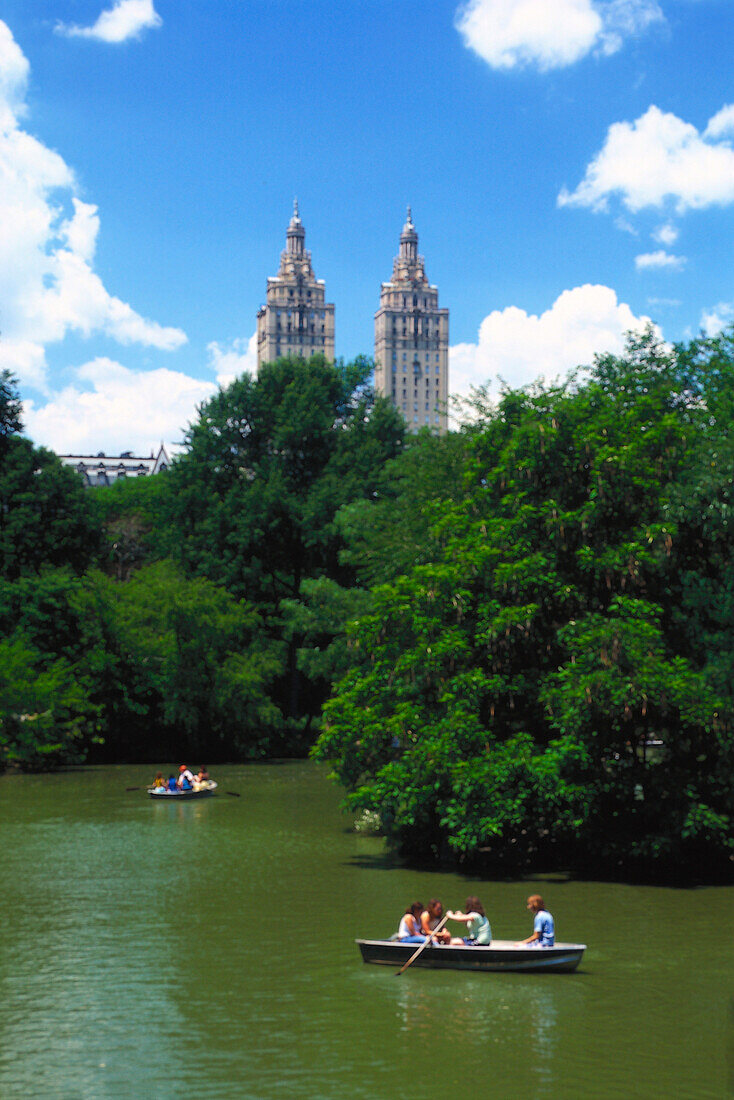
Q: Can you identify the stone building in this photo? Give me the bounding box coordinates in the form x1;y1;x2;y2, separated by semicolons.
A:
374;208;449;433
256;202;335;368
59;444;170;486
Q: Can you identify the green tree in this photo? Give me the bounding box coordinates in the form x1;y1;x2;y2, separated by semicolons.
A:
0;633;100;769
77;563;284;761
0;369;23;447
315;330;733;876
167;355;405;730
0;437;101;580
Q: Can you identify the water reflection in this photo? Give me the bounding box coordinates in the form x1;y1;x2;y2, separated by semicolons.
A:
0;763;731;1100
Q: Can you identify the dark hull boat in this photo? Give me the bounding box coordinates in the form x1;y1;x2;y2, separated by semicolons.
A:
357;938;585;973
147;782;218;800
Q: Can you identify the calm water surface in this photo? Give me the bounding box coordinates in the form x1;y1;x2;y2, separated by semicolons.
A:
0;762;731;1099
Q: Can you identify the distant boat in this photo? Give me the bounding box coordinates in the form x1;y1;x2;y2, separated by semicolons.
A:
147;782;218;800
357;938;585;973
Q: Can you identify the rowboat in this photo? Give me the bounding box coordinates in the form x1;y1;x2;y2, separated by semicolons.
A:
147;781;218;800
356;938;586;973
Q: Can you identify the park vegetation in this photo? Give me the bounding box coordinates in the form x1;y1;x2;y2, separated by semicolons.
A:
0;332;732;876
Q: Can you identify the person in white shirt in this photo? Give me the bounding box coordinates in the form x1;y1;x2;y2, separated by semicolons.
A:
177;765;195;789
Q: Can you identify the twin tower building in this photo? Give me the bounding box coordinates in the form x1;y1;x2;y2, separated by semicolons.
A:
256;203;449;432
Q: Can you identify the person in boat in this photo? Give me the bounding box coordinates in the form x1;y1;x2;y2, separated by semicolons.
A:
151;772;166;789
420;899;451;944
166;774;177;792
397;902;427;944
517;894;555;947
446;896;492;946
196;766;209;782
177;765;195;791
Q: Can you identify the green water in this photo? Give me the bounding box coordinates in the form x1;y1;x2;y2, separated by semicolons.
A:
0;762;731;1099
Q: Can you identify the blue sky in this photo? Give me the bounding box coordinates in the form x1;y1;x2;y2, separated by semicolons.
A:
1;0;733;452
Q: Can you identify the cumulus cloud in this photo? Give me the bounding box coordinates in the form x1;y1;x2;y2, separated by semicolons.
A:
56;0;162;44
449;284;654;399
635;249;686;270
455;0;662;71
0;20;185;391
0;19;29;127
559;104;734;214
207;333;259;387
704;103;734;141
700;302;734;336
24;358;216;454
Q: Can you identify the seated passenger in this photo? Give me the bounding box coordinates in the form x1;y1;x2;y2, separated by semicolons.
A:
421;898;451;945
446;896;492;945
177;764;195;790
196;766;210;782
397;902;427;944
166;774;177;792
517;894;555;947
152;772;166;789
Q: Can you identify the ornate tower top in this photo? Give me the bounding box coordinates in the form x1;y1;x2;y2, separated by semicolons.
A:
393;206;426;284
285;198;305;258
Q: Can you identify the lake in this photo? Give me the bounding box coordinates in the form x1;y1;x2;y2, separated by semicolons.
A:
0;762;731;1098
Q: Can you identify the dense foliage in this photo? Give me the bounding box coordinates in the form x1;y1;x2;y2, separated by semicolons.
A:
0;358;404;766
314;331;734;877
2;338;732;876
163;354;405;734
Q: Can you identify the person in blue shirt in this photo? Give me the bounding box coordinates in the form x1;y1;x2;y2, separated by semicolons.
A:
166;774;177;792
518;894;555;947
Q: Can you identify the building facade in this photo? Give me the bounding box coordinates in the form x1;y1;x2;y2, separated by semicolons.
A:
256;202;335;368
374;208;449;433
59;444;170;486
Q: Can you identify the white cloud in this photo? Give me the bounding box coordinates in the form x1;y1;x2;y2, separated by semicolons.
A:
455;0;662;72
56;0;162;44
61;197;99;262
0;20;185;392
652;222;678;246
0;19;28;128
597;0;664;55
704;103;734;141
24;358;216;454
635;249;686;270
559;104;734;214
207;333;258;387
700;302;734;336
449;284;654;398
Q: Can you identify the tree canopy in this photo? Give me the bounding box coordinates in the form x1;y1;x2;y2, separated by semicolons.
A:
314;330;734;877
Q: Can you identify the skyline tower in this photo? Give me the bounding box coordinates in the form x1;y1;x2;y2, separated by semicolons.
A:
256;201;335;368
374;208;449;433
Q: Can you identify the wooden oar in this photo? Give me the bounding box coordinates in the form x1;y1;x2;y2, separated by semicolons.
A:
126;786;141;792
226;791;241;797
395;912;450;976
